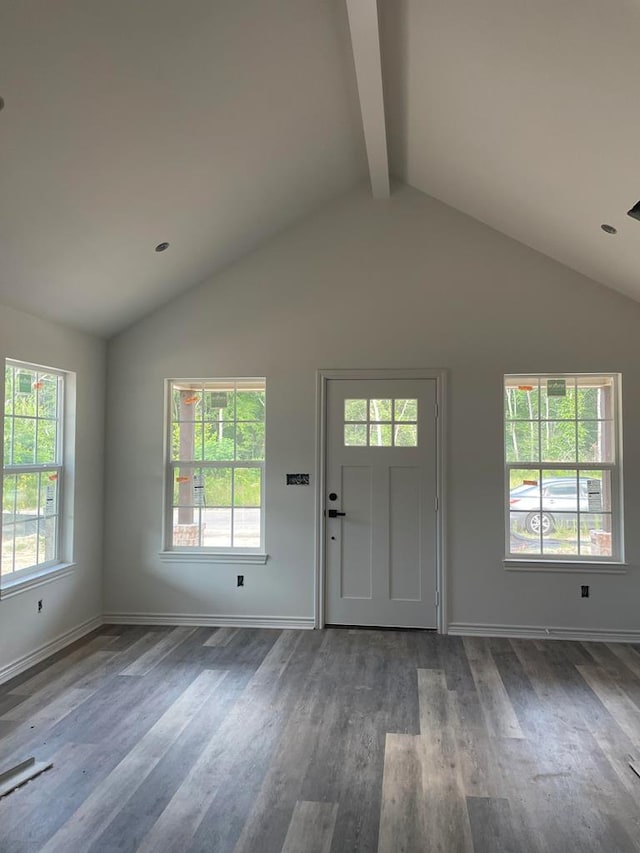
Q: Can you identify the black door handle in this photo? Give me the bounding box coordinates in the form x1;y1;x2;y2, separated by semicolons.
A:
327;509;346;518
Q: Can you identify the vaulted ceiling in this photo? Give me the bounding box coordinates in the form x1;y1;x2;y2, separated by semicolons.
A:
1;1;639;337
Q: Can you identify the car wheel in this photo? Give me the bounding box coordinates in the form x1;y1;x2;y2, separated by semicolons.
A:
526;512;555;535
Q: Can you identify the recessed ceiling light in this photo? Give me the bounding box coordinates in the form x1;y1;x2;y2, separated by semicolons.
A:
601;224;617;235
155;242;170;252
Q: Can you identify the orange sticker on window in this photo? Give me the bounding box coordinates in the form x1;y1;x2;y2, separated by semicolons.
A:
517;385;534;391
48;474;58;481
523;479;538;486
33;381;44;390
176;476;190;483
184;396;199;405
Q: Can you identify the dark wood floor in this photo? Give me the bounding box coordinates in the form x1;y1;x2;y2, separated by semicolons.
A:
1;626;640;852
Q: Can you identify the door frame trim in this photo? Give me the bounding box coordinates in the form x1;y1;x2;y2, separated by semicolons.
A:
315;368;448;633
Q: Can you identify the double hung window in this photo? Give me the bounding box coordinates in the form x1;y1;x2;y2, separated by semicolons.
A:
165;378;265;555
2;361;66;580
505;374;622;561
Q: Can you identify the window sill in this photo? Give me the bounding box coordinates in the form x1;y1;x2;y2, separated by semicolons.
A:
158;551;269;565
504;559;627;574
0;562;77;599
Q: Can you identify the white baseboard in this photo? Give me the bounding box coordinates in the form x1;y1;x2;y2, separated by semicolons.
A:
102;612;316;630
448;622;640;644
0;615;104;686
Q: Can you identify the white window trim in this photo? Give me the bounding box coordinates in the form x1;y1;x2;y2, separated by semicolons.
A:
161;377;267;562
504;372;623;566
1;360;75;593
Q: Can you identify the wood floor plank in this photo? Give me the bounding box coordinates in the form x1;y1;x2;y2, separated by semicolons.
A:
448;689;501;798
578;664;640;749
466;796;520;853
462;638;524;739
608;643;640;681
280;801;338;853
119;627;198;676
377;733;424;853
39;668;227;853
203;627;239;647
417;669;474;852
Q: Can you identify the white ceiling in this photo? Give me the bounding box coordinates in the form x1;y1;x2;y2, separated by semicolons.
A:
0;0;366;336
2;0;640;337
380;0;640;304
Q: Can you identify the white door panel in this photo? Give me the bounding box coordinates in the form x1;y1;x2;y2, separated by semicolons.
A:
325;378;438;628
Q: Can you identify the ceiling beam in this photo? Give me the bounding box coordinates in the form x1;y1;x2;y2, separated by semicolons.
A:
345;0;390;199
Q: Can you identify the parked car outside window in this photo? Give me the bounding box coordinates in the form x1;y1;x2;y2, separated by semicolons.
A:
509;477;601;534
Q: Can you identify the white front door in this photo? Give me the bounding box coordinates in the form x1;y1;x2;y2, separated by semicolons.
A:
325;378;438;628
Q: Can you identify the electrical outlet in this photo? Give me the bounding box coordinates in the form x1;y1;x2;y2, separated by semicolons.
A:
38;599;43;613
237;575;244;587
581;585;589;598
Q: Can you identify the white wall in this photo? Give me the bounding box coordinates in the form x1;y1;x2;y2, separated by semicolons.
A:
0;305;105;677
104;184;640;634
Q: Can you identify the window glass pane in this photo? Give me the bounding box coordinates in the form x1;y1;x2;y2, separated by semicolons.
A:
509;470;542;549
3;473;16;516
172;507;203;547
14;515;38;571
344;424;367;446
509;511;540;554
579;470;611;513
203;384;235;421
345;399;367;421
540;421;577;463
369;399;392;421
577;376;615;420
16;472;38;518
505;421;539;463
233;508;260;548
394;399;417;421
504;380;539;420
42;473;58;518
172;422;203;462
173;468;194;506
577;421;615;463
3;417;12;466
542;512;579;556
1;524;14;574
4;366;14;415
203;468;232;506
15;370;37;415
370;424;392;447
12;418;36;464
236;386;265;422
234;468;261;507
202;508;231;548
236;422;265;461
203;422;235;461
580;515;612;557
37;375;58;419
36;419;57;464
173;386;202;421
394;424;417;446
40;515;57;564
540;378;576;419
